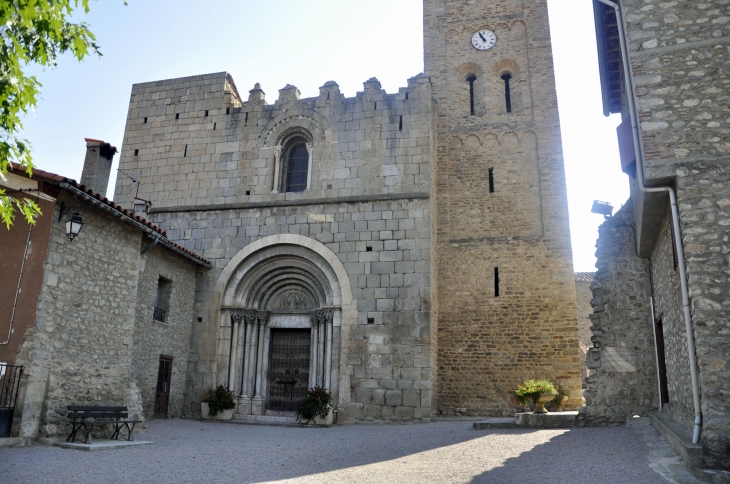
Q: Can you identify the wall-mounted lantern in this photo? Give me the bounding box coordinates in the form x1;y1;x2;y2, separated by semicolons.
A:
58;202;84;241
591;200;614;220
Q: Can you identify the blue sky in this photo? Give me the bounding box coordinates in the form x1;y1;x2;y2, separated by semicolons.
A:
21;0;628;272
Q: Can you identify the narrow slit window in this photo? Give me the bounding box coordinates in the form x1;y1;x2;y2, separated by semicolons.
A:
501;73;512;113
226;107;230;115
399;115;403;131
204;110;209;116
488;168;495;193
467;75;476;116
134;149;139;156
494;267;500;297
213;122;216;130
374;101;377;110
143;117;147;123
183;145;187;157
327;91;330;100
154;277;173;322
175;113;179;120
244;112;248;125
405;92;409;100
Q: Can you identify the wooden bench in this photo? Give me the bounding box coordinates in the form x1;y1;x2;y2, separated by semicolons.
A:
66;406;138;444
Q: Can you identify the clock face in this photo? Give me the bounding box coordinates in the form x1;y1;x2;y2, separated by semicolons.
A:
471;29;497;51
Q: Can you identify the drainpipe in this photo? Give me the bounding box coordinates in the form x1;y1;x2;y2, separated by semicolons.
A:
595;0;702;444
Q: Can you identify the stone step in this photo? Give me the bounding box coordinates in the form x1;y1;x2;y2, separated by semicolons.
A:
473;411;581;430
472;418;516;430
230;414;300;426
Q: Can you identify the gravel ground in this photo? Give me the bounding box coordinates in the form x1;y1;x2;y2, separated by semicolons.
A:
0;418;699;484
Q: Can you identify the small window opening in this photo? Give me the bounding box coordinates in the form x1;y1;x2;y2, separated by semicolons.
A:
488;168;495;193
183;145;187;157
501;73;512;113
154;277;173;322
374;101;377;110
204;110;209;116
367;317;375;324
405;92;409;100
244;112;248;125
213;122;216;130
399;115;403;131
175;113;179;120
245;190;250;196
226;107;230;115
327;91;330;100
467;75;476;116
134;149;139;156
143;117;147;123
494;267;500;297
366;246;373;252
197;317;203;323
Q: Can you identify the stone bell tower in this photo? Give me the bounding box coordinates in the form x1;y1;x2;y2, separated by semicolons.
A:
424;0;582;415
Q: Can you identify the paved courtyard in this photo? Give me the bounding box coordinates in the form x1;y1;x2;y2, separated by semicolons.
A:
1;418;701;484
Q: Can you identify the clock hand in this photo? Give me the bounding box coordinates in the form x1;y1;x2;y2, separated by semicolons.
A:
479;32;486;42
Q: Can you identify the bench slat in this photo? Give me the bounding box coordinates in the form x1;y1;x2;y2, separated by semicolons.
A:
68;412;129;419
68;406;128;411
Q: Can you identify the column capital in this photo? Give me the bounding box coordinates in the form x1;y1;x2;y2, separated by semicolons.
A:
311;308;335;325
256;311;270;325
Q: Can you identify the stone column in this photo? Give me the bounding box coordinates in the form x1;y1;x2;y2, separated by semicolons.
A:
324;309;334;391
228;309;245;394
239;310;257;414
309;312;319;389
251;311;269;415
272;145;282;193
305;142;313;190
317;313;325;387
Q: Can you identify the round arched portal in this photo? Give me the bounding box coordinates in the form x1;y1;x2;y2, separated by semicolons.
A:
214;235;352;416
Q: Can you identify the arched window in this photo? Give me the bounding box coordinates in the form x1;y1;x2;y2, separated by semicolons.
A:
501;73;512;113
284;142;309;192
467;75;477;116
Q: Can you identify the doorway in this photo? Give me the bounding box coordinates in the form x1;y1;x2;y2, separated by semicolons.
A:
267;329;311;412
154;356;173;418
654;319;670;406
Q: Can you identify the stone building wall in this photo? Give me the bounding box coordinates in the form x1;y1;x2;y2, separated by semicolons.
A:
424;0;582;415
618;0;730;469
132;243;199;420
649;210;693;429
585;201;658;425
14;191;144;438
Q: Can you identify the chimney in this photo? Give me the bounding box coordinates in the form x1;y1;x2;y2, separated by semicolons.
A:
80;138;117;195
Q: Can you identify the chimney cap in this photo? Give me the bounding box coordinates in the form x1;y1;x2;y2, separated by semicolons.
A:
84;138;118;153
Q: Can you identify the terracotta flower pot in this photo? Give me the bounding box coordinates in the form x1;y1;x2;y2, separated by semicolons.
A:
201;402;234;421
533;393;556;414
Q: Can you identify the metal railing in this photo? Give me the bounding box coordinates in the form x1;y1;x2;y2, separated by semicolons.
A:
0;364;23;437
153;307;167;322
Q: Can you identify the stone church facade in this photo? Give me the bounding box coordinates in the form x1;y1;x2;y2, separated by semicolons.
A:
109;0;580;423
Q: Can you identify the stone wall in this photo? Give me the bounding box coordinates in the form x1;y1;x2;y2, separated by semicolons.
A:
14;191;144;438
618;0;730;469
585;200;658;425
132;243;199;420
424;0;582;415
113;73;433;211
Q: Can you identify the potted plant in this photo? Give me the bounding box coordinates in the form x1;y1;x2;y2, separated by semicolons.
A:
201;385;236;421
297;386;333;426
514;379;557;414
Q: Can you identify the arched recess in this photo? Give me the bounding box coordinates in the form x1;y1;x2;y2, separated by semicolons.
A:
211;234;354;415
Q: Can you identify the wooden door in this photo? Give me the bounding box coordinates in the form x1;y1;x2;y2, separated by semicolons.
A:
267;329;311;412
154;356;172;418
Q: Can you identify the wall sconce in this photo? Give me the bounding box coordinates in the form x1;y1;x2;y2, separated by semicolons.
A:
58;202;84;241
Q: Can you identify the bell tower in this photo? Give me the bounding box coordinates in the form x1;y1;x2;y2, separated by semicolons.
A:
425;0;582;415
